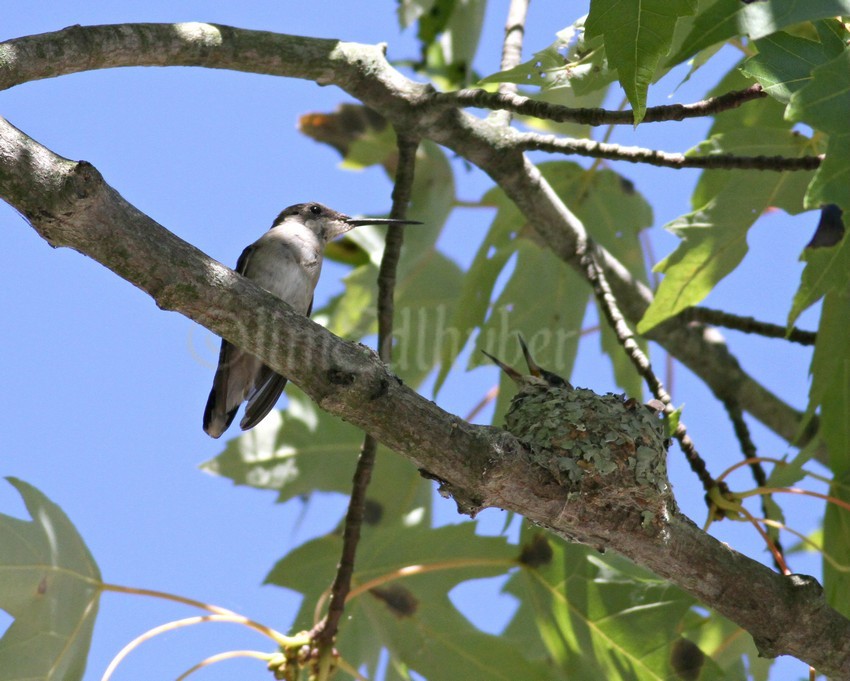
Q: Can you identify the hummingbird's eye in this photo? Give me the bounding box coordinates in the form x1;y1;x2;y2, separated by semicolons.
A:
310;204;322;215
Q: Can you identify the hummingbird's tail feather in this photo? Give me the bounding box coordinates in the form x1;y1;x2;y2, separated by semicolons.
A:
241;368;288;431
203;391;238;439
203;339;241;438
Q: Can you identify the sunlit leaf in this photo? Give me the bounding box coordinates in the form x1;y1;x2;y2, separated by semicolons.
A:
320;247;463;387
679;608;771;680
0;478;101;681
668;0;850;66
585;0;697;123
201;387;364;501
805;135;850;213
742;0;850;40
269;518;547;679
478;240;587;425
788;227;850;326
817;298;850;617
638;129;814;333
742;28;845;103
788;49;850;135
785;46;850;213
415;0;486;85
436;163;651;396
503;527;733;680
702;66;788;137
479;19;615;96
397;0;436;29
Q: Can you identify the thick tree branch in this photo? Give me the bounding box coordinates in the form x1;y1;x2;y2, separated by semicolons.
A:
0;23;816;455
1;115;848;676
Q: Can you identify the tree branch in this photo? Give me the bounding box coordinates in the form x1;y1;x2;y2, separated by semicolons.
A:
682;306;817;346
0;23;816;457
578;242;719;497
314;134;420;653
490;0;530;128
515;133;823;171
429;84;768;126
1;114;848;676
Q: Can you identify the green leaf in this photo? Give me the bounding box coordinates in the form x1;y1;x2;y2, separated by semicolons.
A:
807;289;850;469
598;316;644;399
679;609;771;680
433;186;518;393
765;451;811;489
269;519;547;679
742;0;850;40
479;19;615;96
667;0;742;67
201;387;365;501
415;0;486;85
583;171;652;397
473;239;586;378
397;0;437;29
440;0;486;73
479;240;588;425
669;0;850;65
585;0;697;123
824;482;850;618
202;387;433;518
313;134;461;387
788;228;850;326
742;29;845;103
704;64;788;135
785;47;850;212
0;478;101;681
665;406;683;439
321;248;463;388
436;163;652;395
806;268;850;615
503;528;732;680
805;134;850;212
788;48;850;135
638;128;814;333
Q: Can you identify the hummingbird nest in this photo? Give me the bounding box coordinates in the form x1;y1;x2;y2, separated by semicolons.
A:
485;337;673;530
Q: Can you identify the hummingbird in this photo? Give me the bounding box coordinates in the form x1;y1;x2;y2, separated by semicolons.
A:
482;334;574;390
203;202;421;438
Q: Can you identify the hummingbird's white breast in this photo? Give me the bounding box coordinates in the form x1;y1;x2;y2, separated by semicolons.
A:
247;221;323;314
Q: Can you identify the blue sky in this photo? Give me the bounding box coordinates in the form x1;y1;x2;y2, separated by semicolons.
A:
0;3;826;679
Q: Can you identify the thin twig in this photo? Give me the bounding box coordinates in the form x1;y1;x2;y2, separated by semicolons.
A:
579;241;718;495
682;306;816;345
515;132;822;171
491;0;531;127
722;398;786;570
429;83;767;126
312;134;420;655
464;385;500;422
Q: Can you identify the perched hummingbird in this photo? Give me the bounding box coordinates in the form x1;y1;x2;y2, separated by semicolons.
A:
203;202;421;438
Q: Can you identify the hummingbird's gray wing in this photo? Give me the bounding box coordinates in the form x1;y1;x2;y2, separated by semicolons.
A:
203;244;262;438
239;296;312;431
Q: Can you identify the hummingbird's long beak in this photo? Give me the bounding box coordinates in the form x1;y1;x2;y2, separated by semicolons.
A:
344;216;423;227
